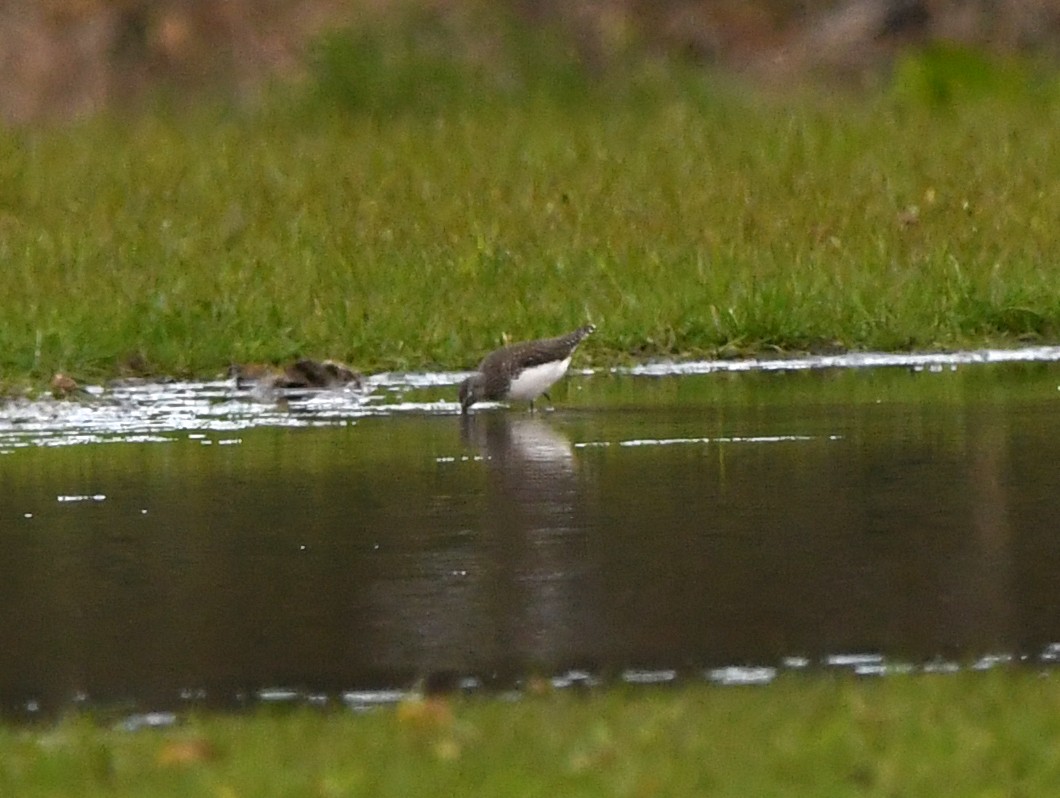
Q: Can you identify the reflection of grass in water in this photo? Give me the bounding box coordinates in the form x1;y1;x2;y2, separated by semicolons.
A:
3;673;1059;794
1;17;1059;389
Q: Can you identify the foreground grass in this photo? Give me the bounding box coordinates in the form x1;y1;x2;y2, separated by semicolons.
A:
2;50;1059;388
3;673;1060;796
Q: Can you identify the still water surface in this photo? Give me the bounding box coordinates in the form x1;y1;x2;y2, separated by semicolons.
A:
2;353;1059;716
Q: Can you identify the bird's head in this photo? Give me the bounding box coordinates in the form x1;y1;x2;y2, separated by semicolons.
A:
458;373;485;414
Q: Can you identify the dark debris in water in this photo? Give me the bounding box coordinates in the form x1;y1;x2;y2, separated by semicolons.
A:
228;358;364;391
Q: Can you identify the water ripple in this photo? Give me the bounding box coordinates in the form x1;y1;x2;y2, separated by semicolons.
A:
2;346;1058;450
616;345;1060;376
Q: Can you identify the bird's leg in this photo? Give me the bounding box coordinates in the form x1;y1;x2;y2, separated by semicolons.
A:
542;391;554;412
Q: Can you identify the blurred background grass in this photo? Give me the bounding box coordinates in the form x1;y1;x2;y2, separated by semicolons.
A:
1;1;1059;384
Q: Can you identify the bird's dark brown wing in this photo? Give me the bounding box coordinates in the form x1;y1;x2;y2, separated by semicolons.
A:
476;326;595;400
478;326;594;374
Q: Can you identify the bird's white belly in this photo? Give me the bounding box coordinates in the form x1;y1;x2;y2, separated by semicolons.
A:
506;357;571;401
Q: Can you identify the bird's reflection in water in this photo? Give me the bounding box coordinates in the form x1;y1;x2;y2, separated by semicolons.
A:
460;413;600;670
463;412;574;476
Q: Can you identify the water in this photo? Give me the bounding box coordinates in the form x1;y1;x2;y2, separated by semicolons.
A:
2;350;1060;717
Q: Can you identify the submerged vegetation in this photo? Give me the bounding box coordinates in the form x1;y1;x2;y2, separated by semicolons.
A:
1;10;1059;390
4;673;1060;796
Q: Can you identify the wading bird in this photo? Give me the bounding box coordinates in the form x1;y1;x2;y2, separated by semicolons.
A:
459;324;595;414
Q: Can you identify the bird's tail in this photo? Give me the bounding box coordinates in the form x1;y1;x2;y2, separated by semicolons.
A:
565;324;596;348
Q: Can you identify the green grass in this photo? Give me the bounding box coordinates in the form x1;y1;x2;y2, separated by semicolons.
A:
3;673;1060;796
2;20;1060;390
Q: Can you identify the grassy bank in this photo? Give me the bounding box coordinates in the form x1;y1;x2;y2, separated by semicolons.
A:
3;673;1060;796
2;27;1059;389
